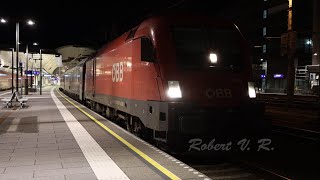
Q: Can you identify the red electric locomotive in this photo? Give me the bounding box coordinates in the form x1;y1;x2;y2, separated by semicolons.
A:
60;13;268;153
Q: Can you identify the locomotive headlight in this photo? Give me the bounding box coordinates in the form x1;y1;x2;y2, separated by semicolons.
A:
248;82;256;98
167;81;182;98
209;53;217;64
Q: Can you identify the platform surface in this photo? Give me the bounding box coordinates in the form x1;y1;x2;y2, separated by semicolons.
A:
0;86;211;180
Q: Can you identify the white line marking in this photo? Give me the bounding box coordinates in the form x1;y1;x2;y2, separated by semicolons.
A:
7;118;20;132
0;91;11;96
24;97;52;99
51;88;129;180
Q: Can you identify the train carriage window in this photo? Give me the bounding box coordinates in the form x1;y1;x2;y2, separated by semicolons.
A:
141;37;156;62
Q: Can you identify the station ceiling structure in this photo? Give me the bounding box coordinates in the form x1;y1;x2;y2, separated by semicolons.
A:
0;45;96;76
0;50;61;75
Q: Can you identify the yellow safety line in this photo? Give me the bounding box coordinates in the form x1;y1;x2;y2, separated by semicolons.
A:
57;89;181;180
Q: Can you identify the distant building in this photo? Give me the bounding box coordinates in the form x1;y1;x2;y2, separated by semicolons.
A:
257;0;318;94
313;0;320;65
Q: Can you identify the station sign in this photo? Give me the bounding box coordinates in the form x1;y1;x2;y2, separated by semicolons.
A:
25;70;40;75
273;74;284;78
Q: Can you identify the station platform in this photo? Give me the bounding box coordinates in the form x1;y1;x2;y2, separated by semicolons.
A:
0;86;210;180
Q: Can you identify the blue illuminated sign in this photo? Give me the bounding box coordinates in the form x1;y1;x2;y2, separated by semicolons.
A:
273;74;284;78
25;70;40;75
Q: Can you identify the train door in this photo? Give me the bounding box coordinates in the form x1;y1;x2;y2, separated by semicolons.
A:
80;63;86;101
84;60;94;100
93;58;96;97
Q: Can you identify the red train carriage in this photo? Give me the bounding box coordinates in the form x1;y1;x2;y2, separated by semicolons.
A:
61;13;268;153
0;70;12;91
0;70;25;91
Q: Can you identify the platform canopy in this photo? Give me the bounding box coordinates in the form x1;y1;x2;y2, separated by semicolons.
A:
0;50;62;75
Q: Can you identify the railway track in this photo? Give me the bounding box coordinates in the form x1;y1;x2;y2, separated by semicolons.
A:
181;124;320;180
272;125;320;141
182;156;292;180
256;93;320;109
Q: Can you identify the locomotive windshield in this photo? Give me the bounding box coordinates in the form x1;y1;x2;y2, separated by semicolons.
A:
172;27;243;71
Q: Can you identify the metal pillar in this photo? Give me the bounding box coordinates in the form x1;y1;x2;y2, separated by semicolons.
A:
40;49;42;95
312;0;320;65
286;0;295;105
15;22;19;93
11;48;14;93
25;44;28;95
20;62;22;95
30;54;33;91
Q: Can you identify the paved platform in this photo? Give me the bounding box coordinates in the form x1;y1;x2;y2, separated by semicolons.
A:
0;86;211;180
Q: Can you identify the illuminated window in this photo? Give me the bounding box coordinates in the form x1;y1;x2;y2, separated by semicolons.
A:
305;38;313;53
262;44;267;53
263;10;267;19
305;39;312;45
263;27;267;36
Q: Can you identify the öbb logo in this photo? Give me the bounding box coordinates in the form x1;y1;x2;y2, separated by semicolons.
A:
112;62;124;82
205;88;232;98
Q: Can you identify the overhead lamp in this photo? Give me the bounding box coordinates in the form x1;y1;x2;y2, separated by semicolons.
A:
27;20;35;25
0;18;7;23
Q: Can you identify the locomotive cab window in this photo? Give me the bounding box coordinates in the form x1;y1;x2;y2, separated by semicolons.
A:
126;27;138;41
172;26;243;71
141;37;156;62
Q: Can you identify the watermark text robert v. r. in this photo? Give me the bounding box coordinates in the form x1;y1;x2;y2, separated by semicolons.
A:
188;138;274;152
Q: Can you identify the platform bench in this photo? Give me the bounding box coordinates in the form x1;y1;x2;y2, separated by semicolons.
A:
1;93;15;108
17;96;28;108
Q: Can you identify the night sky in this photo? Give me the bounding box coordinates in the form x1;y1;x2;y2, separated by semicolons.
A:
0;0;262;50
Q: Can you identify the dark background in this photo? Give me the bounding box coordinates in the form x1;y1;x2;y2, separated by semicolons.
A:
0;0;262;50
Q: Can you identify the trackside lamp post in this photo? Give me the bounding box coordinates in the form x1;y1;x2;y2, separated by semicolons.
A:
1;17;35;102
286;0;296;106
13;19;35;95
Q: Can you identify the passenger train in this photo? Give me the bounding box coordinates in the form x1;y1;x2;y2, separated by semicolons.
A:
60;13;268;153
0;70;12;91
0;70;25;91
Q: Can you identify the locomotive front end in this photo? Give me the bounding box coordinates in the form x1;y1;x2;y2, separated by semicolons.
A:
156;16;269;154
